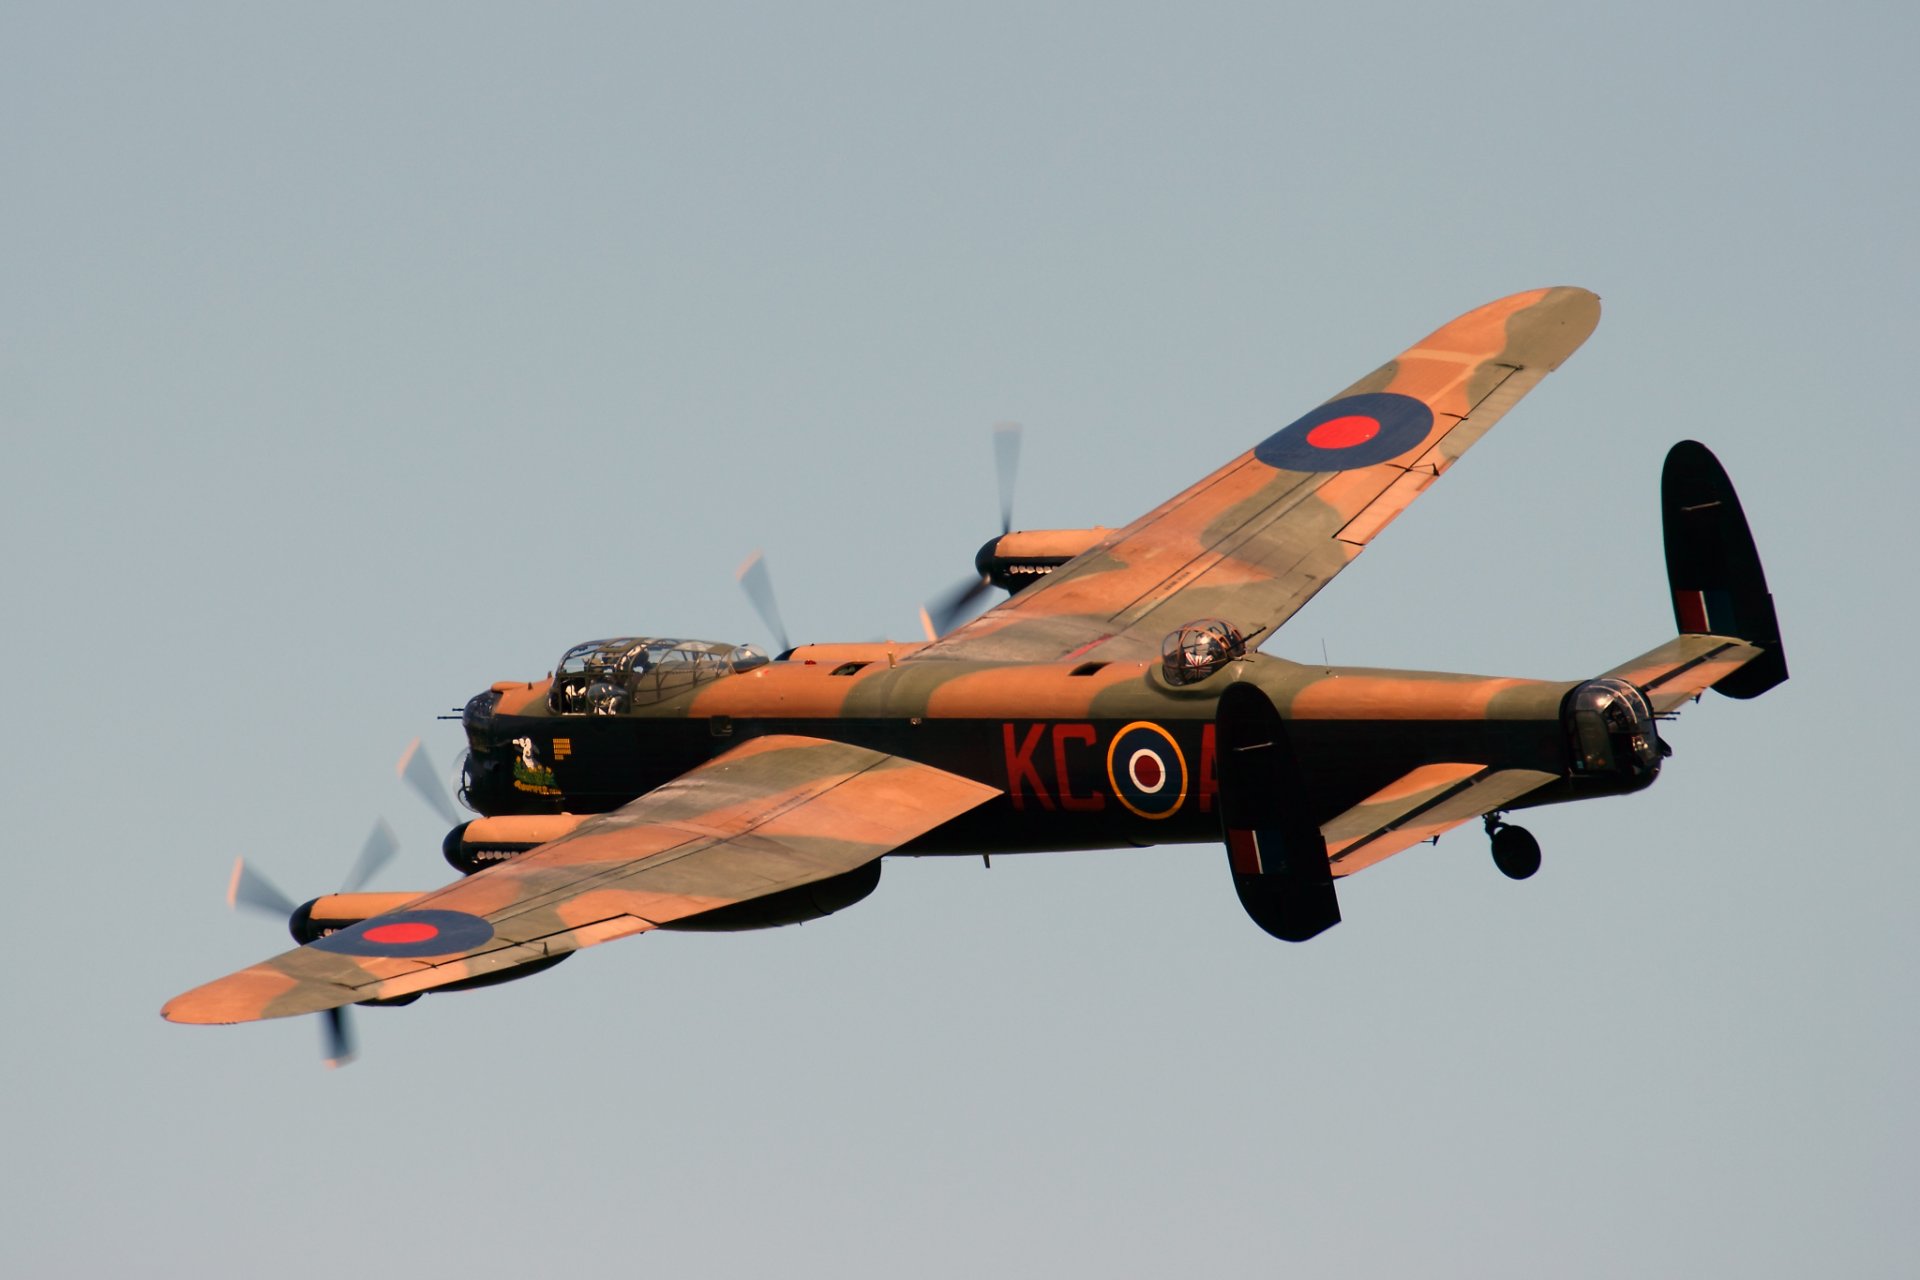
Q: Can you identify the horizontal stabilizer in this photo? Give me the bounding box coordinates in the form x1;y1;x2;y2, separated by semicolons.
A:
1663;441;1786;699
1322;763;1558;875
1605;634;1767;715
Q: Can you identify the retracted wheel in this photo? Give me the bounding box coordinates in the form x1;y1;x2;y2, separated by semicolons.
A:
1489;823;1541;881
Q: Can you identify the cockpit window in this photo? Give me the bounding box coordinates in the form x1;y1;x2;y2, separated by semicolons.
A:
548;637;748;714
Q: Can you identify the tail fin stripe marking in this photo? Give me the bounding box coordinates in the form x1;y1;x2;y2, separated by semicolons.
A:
1226;828;1264;876
1674;589;1709;633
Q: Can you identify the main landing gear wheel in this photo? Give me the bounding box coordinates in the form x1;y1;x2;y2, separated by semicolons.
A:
1485;816;1541;881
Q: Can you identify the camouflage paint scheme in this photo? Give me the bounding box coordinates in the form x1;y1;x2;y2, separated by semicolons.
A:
165;286;1786;1031
168;737;998;1023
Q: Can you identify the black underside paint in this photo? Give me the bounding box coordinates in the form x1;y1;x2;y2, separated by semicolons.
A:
1214;682;1341;941
1662;440;1788;699
463;708;1614;857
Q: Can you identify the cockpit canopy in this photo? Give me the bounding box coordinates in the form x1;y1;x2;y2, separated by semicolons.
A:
549;637;769;715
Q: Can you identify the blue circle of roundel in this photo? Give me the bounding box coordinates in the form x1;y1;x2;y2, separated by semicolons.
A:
310;908;495;958
1106;722;1188;820
1254;392;1435;473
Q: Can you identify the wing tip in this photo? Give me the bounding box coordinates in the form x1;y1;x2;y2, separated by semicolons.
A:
162;965;341;1026
1486;285;1602;370
161;992;241;1025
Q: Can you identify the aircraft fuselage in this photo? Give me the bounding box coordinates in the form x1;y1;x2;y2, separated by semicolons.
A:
459;650;1642;862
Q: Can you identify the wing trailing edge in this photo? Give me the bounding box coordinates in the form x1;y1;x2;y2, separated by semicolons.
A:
914;286;1602;665
164;737;999;1026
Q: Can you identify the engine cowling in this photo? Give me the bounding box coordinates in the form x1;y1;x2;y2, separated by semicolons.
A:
658;859;883;932
445;817;882;929
443;814;590;875
975;528;1111;594
287;892;429;945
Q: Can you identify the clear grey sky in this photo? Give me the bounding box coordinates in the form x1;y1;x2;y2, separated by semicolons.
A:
3;3;1912;1276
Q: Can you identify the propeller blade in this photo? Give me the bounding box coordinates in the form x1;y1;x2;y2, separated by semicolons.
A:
993;421;1023;535
923;574;995;637
735;550;791;653
396;738;461;827
341;817;399;894
227;857;296;918
321;1005;357;1069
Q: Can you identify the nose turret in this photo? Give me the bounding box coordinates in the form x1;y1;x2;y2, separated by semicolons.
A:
458;687;508;812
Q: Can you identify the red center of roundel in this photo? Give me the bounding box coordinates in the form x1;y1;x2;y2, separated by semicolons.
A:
1306;415;1381;450
1132;752;1164;789
364;921;440;945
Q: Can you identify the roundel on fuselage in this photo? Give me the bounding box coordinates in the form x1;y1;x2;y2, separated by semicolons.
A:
1106;721;1188;820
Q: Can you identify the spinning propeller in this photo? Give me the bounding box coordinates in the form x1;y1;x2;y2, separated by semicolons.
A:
225;739;460;1068
734;426;1028;647
397;736;463;826
736;549;792;655
922;422;1022;638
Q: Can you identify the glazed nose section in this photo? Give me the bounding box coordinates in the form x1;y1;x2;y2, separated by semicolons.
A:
462;687;501;742
456;688;507;811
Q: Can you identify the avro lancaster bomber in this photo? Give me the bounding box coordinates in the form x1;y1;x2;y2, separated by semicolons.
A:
164;287;1787;1063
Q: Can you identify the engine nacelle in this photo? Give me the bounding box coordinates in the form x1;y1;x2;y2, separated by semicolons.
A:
975;528;1110;594
443;814;590;875
782;642;929;667
446;818;881;930
430;952;571;993
288;892;429;945
658;859;882;932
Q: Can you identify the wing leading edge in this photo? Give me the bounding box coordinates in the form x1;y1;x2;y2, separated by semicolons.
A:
163;736;999;1026
915;286;1600;664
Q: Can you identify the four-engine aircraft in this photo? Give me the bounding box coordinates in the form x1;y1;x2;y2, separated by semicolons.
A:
164;286;1787;1060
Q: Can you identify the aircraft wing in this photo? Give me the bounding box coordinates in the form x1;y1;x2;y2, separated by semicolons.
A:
163;736;999;1025
1604;634;1768;714
916;287;1600;664
1321;761;1559;876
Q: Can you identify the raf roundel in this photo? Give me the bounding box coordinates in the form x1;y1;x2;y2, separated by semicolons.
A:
1254;392;1435;473
1106;721;1188;820
310;908;495;959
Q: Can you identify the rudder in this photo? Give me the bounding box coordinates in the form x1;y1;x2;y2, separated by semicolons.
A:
1215;682;1340;942
1662;440;1787;699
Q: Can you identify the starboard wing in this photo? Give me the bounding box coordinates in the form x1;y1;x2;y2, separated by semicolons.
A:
163;736;999;1025
915;287;1600;664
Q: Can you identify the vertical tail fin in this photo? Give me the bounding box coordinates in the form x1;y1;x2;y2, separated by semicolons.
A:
1662;441;1787;699
1215;682;1340;941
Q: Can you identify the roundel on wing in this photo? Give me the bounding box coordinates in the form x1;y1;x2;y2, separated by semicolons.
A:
1254;392;1434;473
310;908;495;958
1106;722;1188;820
